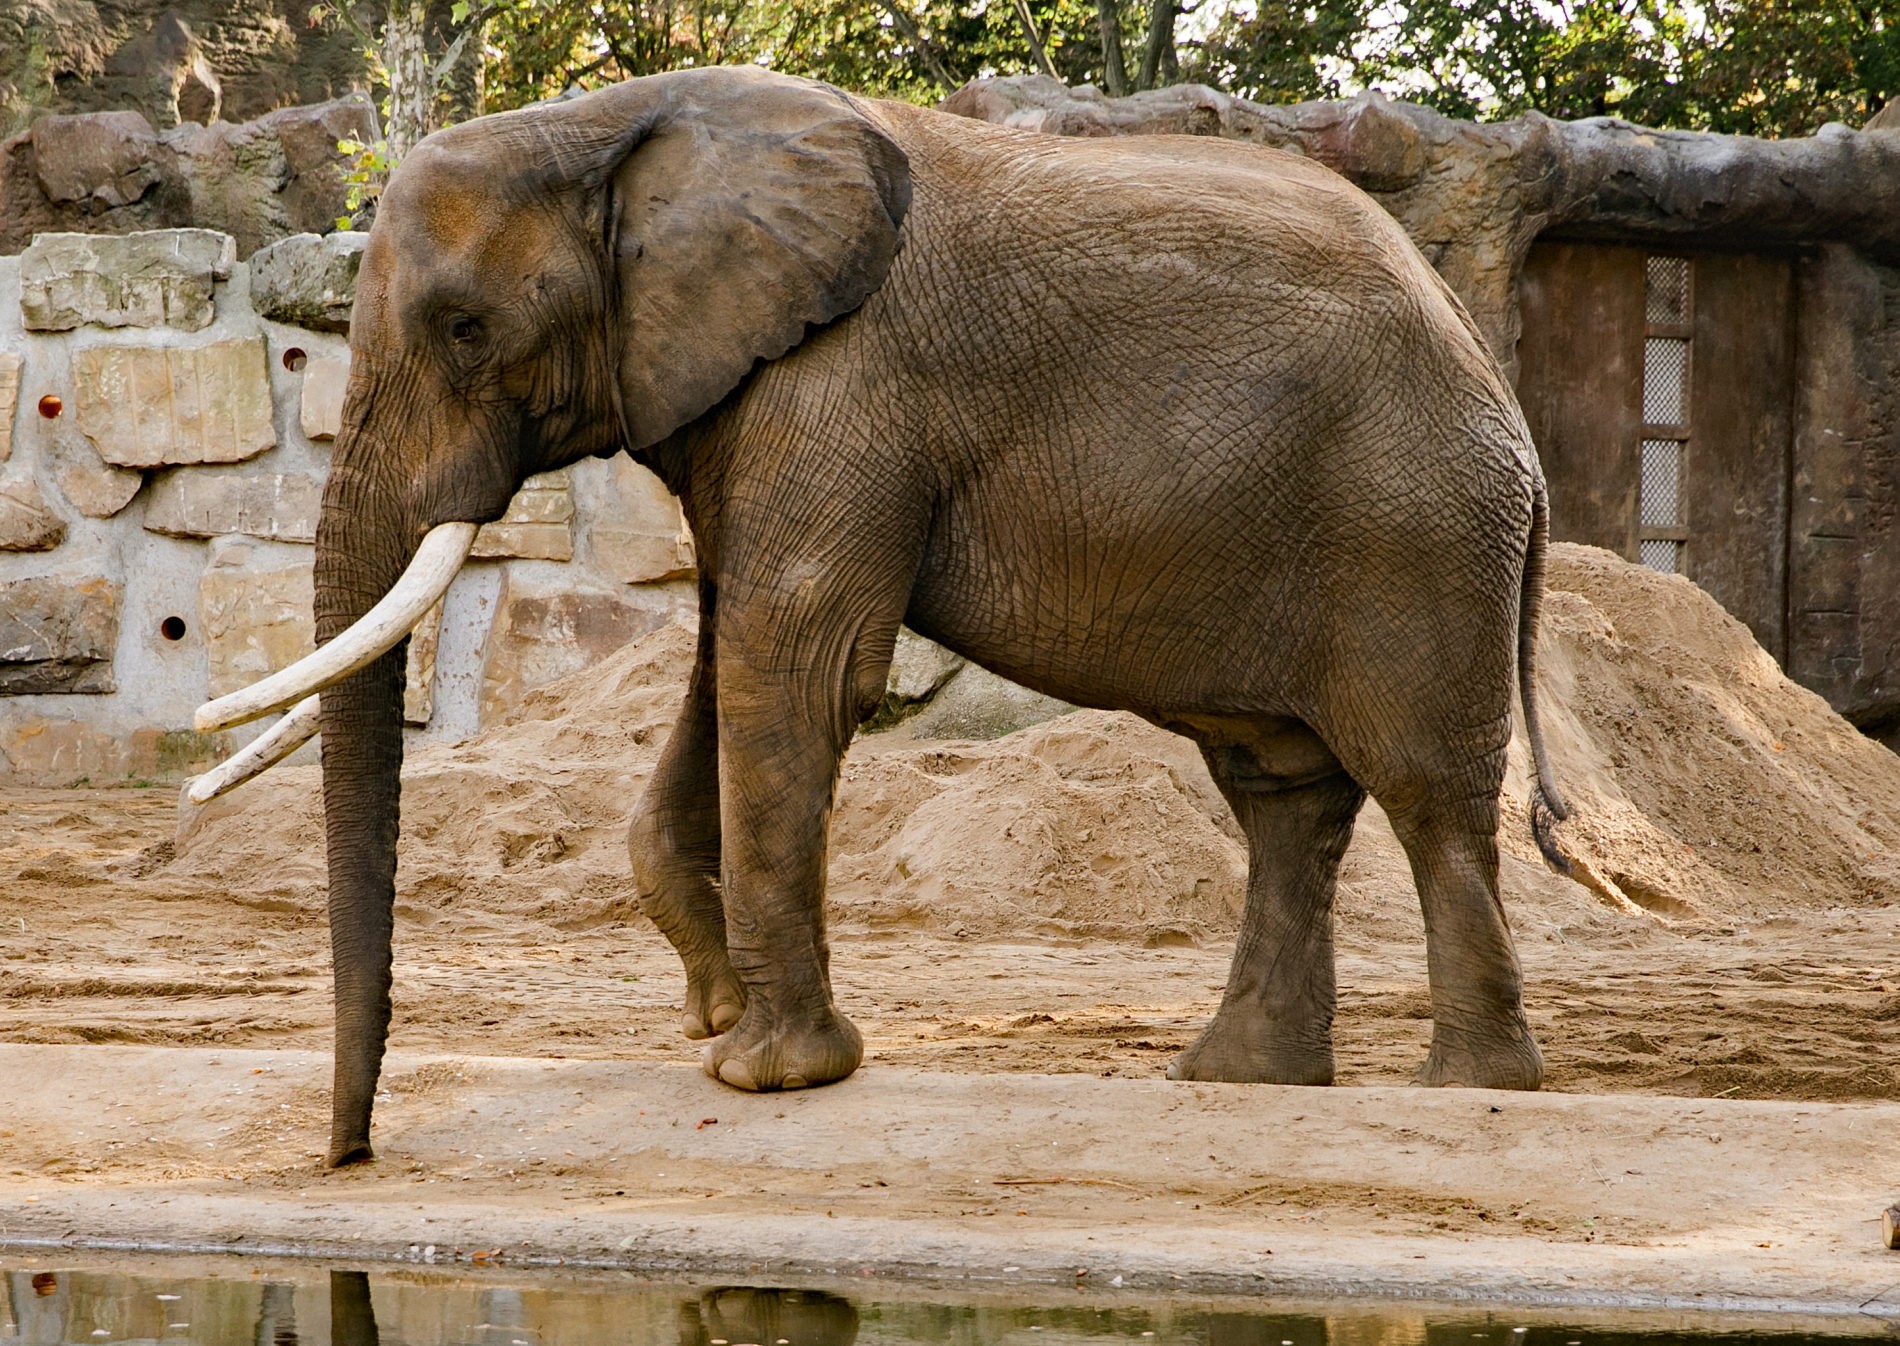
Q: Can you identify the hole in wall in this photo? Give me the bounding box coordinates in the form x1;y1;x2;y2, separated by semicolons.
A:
37;395;61;418
159;616;188;642
282;347;308;372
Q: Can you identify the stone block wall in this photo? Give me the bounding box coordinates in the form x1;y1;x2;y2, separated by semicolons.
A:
0;227;695;784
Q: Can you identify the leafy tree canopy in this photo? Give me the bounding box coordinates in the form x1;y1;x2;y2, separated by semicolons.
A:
335;0;1896;170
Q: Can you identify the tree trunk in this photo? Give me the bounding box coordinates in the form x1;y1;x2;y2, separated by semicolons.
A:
1012;0;1060;80
1096;0;1129;96
880;0;961;91
382;0;435;162
1136;0;1176;91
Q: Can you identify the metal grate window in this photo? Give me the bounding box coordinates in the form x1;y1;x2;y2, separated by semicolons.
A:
1636;257;1691;575
1639;539;1682;573
1645;256;1689;324
1639;439;1681;527
1642;338;1689;425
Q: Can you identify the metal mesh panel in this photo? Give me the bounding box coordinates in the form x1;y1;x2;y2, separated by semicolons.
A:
1640;439;1681;527
1643;338;1688;424
1639;539;1681;573
1646;256;1689;323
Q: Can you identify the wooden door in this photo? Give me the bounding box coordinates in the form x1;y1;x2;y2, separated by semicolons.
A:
1514;240;1796;663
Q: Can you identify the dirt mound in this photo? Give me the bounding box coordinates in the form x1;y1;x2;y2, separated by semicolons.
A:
169;544;1900;942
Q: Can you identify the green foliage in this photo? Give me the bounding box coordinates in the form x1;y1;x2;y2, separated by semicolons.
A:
335;135;394;230
1196;0;1894;134
313;0;1892;142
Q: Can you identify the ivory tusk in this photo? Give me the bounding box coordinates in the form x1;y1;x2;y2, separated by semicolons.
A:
193;522;478;733
186;695;321;805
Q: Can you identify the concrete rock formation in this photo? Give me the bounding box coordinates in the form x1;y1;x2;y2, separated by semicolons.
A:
73;335;275;466
0;96;376;258
0;0;365;137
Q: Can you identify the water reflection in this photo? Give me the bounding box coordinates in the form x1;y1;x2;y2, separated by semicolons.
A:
2;1264;1893;1346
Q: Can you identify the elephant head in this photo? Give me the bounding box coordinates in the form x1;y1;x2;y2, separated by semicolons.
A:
194;67;910;1166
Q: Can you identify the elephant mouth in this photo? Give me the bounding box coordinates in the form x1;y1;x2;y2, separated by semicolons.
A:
187;521;479;802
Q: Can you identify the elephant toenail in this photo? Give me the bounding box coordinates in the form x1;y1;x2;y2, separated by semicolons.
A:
710;1003;742;1033
717;1058;757;1090
683;1015;710;1040
782;1073;807;1089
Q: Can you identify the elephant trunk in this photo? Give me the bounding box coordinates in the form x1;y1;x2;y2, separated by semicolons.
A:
314;465;416;1167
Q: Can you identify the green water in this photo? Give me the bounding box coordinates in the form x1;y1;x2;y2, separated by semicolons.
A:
1;1261;1892;1346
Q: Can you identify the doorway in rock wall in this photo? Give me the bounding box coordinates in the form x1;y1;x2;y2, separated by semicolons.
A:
1514;240;1798;664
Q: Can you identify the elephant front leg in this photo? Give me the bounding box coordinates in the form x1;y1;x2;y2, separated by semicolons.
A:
699;603;903;1093
629;616;746;1041
1169;767;1364;1086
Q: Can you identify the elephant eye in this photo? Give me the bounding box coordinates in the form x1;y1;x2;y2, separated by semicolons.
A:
448;315;480;344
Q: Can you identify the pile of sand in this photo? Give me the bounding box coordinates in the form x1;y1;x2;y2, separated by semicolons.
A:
169;545;1900;943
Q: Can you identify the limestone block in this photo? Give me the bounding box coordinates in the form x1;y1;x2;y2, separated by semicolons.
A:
478;578;678;722
0;477;67;551
589;457;695;583
888;628;966;701
49;438;144;517
73;336;275;466
299;352;348;440
20;229;236;332
472;470;575;561
197;538;314;699
0;351;20;462
31;111;163;210
0;575;120;694
143;470;320;542
404;599;445;727
249;231;366;333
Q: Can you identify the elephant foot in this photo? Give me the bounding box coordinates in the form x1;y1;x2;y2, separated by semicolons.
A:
1165;1013;1334;1086
702;1002;863;1092
1415;1026;1544;1090
680;964;747;1041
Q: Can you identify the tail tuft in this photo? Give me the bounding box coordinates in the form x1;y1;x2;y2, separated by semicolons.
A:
1530;785;1570;876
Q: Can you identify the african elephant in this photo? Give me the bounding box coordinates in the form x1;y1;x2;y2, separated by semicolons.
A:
196;65;1569;1167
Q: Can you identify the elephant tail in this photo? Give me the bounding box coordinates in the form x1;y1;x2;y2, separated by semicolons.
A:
1520;474;1572;874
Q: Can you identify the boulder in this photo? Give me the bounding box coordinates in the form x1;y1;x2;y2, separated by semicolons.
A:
142;469;320;541
0;476;66;550
72;335;274;466
0;350;20;461
0;574;119;694
19;227;235;331
0;96;376;257
29;109;162;209
249;231;364;333
477;575;686;721
887;628;965;702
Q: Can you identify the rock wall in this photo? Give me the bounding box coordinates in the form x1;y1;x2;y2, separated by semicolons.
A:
0;97;374;259
0;226;695;783
1;0;367;137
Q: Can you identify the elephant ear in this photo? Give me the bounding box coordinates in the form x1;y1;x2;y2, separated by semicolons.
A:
597;70;911;449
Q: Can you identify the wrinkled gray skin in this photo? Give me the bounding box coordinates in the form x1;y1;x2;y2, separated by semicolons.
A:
315;65;1568;1166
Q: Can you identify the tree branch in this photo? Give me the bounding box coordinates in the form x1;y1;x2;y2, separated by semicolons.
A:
1012;0;1061;80
879;0;963;89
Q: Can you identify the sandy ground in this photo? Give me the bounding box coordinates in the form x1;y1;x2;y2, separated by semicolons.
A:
3;545;1899;1308
0;786;1898;1312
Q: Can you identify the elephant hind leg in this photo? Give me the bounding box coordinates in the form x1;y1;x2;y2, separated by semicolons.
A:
1169;722;1364;1086
1384;785;1544;1090
629;609;745;1041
